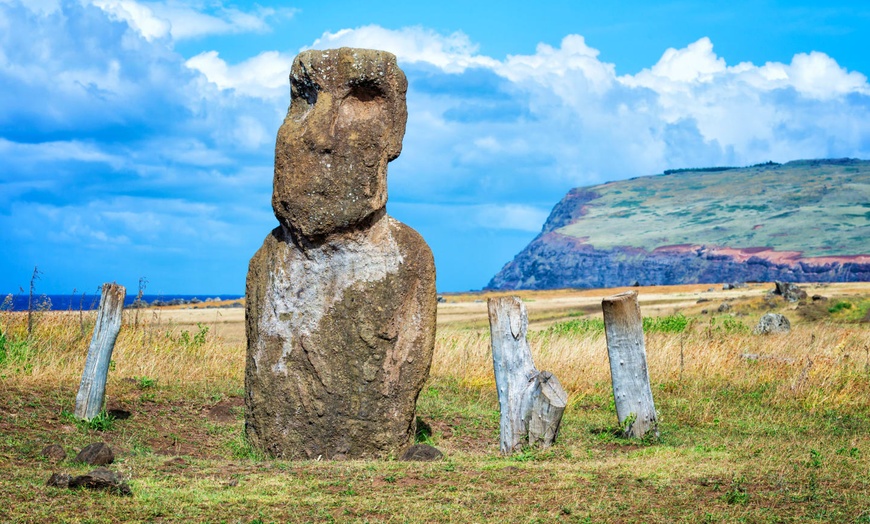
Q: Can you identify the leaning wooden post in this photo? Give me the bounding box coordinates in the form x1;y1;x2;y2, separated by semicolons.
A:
601;291;658;439
75;283;126;420
488;296;568;453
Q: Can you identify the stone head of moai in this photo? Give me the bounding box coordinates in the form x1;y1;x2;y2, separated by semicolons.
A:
272;48;409;239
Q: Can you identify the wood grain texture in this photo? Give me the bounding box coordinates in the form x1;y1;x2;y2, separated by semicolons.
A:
75;283;126;421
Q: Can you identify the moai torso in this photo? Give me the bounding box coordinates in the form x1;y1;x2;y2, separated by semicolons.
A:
245;48;436;459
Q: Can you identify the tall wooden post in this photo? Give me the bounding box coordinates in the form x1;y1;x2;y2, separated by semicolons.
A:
75;283;126;421
601;291;658;439
488;296;567;454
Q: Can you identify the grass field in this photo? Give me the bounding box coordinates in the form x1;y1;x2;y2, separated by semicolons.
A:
1;283;869;523
556;160;870;255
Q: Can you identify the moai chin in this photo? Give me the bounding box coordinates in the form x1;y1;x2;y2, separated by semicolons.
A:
245;48;437;459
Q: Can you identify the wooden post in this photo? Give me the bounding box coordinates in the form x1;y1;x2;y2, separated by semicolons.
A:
75;283;126;420
488;296;567;453
527;371;568;448
601;291;658;439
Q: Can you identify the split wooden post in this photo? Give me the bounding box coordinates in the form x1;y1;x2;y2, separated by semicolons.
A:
601;291;658;439
75;283;126;420
488;296;568;454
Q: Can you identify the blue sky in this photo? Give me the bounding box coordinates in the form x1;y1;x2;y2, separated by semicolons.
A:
1;0;869;295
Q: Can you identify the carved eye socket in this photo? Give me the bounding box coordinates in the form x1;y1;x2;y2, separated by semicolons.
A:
337;81;386;126
348;81;383;103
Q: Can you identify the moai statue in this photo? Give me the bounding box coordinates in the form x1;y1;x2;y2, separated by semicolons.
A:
245;48;437;459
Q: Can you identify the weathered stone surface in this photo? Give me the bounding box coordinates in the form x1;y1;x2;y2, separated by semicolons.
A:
69;468;132;496
74;442;114;466
46;472;71;488
246;48;436;460
272;48;408;240
41;443;66;463
773;281;808;302
754;313;791;334
399;444;443;461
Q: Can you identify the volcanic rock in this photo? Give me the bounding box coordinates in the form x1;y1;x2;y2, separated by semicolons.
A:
246;48;436;459
46;472;71;488
41;444;66;463
74;442;114;466
754;313;791;334
69;468;132;496
399;444;443;462
773;281;808;303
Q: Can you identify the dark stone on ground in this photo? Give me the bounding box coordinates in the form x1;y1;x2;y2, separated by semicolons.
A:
74;442;114;466
717;303;732;313
812;295;828;301
46;472;71;488
399;444;443;462
69;468;132;496
773;281;808;303
754;313;791;334
41;444;66;463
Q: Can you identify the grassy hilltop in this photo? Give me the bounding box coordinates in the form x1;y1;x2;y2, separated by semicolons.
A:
489;159;870;290
556;159;870;255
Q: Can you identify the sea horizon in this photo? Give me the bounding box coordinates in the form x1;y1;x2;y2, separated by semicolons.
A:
0;293;245;311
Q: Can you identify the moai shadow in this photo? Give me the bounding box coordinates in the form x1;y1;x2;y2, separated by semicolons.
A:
245;48;437;459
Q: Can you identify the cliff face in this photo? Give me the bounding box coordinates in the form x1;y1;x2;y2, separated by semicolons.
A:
488;159;870;290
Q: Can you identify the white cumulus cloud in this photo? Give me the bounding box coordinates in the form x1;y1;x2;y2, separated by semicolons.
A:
185;50;293;99
307;25;500;73
89;0;294;41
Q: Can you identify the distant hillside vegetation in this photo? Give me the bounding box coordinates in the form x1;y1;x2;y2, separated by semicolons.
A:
488;159;870;290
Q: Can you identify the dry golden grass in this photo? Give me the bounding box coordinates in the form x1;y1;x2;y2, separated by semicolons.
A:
0;308;240;397
3;282;867;409
431;322;870;411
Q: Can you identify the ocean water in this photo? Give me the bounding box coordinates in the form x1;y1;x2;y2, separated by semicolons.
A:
1;294;244;311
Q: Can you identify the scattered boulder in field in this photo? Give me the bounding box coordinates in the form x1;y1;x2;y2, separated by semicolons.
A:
246;48;436;459
812;295;828;302
773;281;807;302
399;444;443;461
74;442;114;466
754;313;791;334
717;302;732;313
41;444;66;463
46;472;71;488
68;468;132;496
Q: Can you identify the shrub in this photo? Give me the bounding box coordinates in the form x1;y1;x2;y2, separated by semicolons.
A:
643;313;691;333
829;301;853;314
